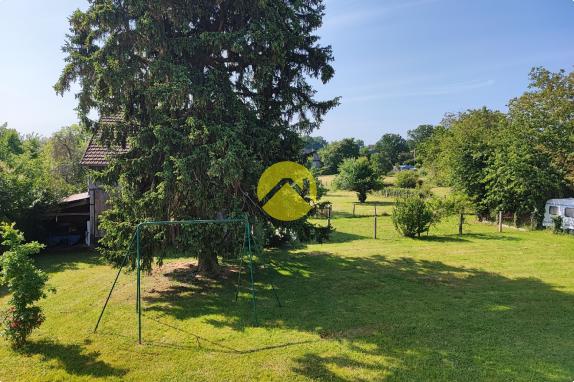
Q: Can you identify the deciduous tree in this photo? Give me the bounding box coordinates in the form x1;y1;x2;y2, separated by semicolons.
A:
334;157;380;202
45;124;90;192
318;138;362;175
374;133;409;167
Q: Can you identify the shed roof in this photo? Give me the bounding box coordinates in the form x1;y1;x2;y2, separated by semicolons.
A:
62;192;89;203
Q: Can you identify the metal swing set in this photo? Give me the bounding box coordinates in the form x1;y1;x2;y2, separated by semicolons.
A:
93;216;281;344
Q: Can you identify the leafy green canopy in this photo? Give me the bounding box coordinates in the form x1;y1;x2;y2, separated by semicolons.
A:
44;124;90;191
0;123;88;241
416;68;573;218
407;124;435;150
55;0;338;273
334;157;380;202
318;138;362;175
369;152;392;177
374;133;410;167
508;67;574;184
302;135;327;152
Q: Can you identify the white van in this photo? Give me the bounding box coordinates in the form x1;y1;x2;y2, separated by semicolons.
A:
542;198;574;231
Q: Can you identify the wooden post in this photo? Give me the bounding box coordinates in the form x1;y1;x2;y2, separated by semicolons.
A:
374;204;377;217
374;215;377;239
458;209;464;237
353;203;356;217
327;205;332;229
498;211;503;233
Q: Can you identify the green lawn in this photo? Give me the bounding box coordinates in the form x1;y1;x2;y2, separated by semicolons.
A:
1;189;574;381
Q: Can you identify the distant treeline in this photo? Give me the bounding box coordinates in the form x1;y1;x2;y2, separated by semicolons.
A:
0;124;89;240
303;67;574;219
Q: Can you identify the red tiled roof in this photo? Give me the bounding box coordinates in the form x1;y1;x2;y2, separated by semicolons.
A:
80;116;130;168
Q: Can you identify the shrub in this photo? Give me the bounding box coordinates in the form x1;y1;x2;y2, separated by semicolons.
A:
396;170;419;189
392;196;436;238
552;216;563;234
0;223;50;348
334;157;381;202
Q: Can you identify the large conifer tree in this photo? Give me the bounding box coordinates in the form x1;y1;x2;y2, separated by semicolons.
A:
55;0;338;274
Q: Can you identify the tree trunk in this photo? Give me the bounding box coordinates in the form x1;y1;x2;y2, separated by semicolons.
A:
197;253;220;276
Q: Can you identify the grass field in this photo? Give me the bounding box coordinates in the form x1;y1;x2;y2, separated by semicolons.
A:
1;187;574;381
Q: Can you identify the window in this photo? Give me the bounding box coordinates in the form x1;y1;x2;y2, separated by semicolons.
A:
549;206;559;215
565;208;574;218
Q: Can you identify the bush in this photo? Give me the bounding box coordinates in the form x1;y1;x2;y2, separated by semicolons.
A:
0;223;50;348
552;216;563;234
392;196;436;238
334;157;381;202
396;170;419;188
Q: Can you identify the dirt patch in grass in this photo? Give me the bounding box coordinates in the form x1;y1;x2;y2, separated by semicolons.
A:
145;261;239;297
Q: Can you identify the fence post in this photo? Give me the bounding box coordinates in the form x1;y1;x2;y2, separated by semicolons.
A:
327;205;332;229
353;203;356;217
458;209;464;237
374;215;377;239
498;211;503;233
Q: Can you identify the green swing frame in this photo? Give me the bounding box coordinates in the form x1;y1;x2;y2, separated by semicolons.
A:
93;216;280;344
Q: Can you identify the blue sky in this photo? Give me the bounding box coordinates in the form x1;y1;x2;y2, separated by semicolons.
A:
0;0;572;144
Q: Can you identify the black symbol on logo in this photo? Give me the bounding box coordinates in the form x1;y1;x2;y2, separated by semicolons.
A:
259;178;312;207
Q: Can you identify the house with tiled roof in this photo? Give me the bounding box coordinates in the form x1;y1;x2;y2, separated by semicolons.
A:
47;116;129;247
80;115;130;168
79;115;130;245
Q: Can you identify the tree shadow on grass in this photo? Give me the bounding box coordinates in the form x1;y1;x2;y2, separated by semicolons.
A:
36;248;105;274
328;230;371;243
287;253;574;381
23;340;127;378
140;248;574;381
139;313;318;354
333;211;392;219
463;232;522;241
412;232;522;243
415;234;470;243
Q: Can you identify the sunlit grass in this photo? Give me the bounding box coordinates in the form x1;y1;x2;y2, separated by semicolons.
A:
1;186;573;381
